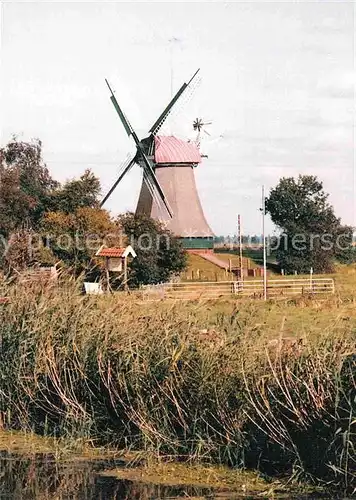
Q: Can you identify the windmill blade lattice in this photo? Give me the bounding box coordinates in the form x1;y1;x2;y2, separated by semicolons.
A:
138;148;173;217
150;69;201;136
142;169;169;221
100;153;137;207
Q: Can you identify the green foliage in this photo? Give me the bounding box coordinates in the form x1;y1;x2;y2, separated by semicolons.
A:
334;225;356;264
50;170;101;213
0;138;58;235
42;208;117;275
265;175;353;273
118;212;187;287
0;138;101;235
0;138;107;273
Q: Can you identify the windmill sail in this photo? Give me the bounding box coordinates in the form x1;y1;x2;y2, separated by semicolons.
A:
149;69;201;136
142;169;168;220
103;79;172;218
138;149;173;218
101;153;136;207
105;79;135;138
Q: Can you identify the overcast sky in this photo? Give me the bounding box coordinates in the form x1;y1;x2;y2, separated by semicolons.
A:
0;0;354;235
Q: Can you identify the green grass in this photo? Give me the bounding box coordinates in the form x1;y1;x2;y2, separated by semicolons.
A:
181;253;235;281
181;252;260;282
254;263;356;297
212;252;260;269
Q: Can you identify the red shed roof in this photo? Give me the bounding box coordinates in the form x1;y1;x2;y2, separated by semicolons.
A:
154;136;201;164
96;247;126;258
95;245;137;258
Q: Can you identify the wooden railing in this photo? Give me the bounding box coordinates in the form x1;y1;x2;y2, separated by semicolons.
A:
141;278;335;300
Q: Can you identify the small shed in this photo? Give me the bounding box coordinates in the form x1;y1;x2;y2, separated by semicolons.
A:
95;245;137;272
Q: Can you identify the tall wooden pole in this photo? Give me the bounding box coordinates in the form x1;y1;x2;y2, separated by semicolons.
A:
262;186;267;301
238;214;243;281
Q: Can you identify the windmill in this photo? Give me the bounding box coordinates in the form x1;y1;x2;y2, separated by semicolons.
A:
102;69;214;250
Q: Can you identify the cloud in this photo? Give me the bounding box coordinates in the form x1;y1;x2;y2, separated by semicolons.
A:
7;82;94;108
316;71;355;99
296;115;352;128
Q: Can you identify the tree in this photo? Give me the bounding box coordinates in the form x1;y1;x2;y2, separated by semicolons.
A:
42;207;118;276
265;175;353;273
0;138;58;236
0;138;102;236
49;170;101;213
334;225;356;264
118;212;187;287
0;137;113;278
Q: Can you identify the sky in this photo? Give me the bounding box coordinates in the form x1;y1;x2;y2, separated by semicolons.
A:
0;0;354;235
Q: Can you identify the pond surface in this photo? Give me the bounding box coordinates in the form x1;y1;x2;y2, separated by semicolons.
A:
0;450;338;500
0;450;251;499
0;430;337;500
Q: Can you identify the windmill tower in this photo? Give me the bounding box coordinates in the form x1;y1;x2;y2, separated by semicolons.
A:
101;69;214;251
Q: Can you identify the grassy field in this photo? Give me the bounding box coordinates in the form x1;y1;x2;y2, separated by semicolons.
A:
181;252;260;282
0;269;355;494
143;266;356;339
209;252;260;269
183;251;355;296
181;253;235;281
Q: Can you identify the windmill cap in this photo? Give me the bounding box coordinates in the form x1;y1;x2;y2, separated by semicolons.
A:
154;136;201;164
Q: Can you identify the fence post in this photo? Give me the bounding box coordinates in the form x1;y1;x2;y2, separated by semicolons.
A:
232;281;240;295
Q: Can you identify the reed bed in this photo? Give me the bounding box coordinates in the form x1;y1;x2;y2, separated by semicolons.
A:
0;282;355;494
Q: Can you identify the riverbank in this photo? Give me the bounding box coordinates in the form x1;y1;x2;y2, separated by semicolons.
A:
0;281;355;495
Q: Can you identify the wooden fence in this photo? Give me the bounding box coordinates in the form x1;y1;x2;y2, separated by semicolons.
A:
141;278;335;300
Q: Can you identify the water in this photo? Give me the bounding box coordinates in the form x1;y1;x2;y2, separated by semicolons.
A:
0;448;337;499
0;451;245;499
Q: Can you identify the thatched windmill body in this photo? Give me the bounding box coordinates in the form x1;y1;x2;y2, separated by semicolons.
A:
101;69;214;250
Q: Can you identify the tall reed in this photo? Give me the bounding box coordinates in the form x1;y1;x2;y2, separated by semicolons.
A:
0;283;354;493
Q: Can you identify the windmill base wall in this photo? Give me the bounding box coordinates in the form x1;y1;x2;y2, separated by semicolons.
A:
181;237;214;251
135;164;214;241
